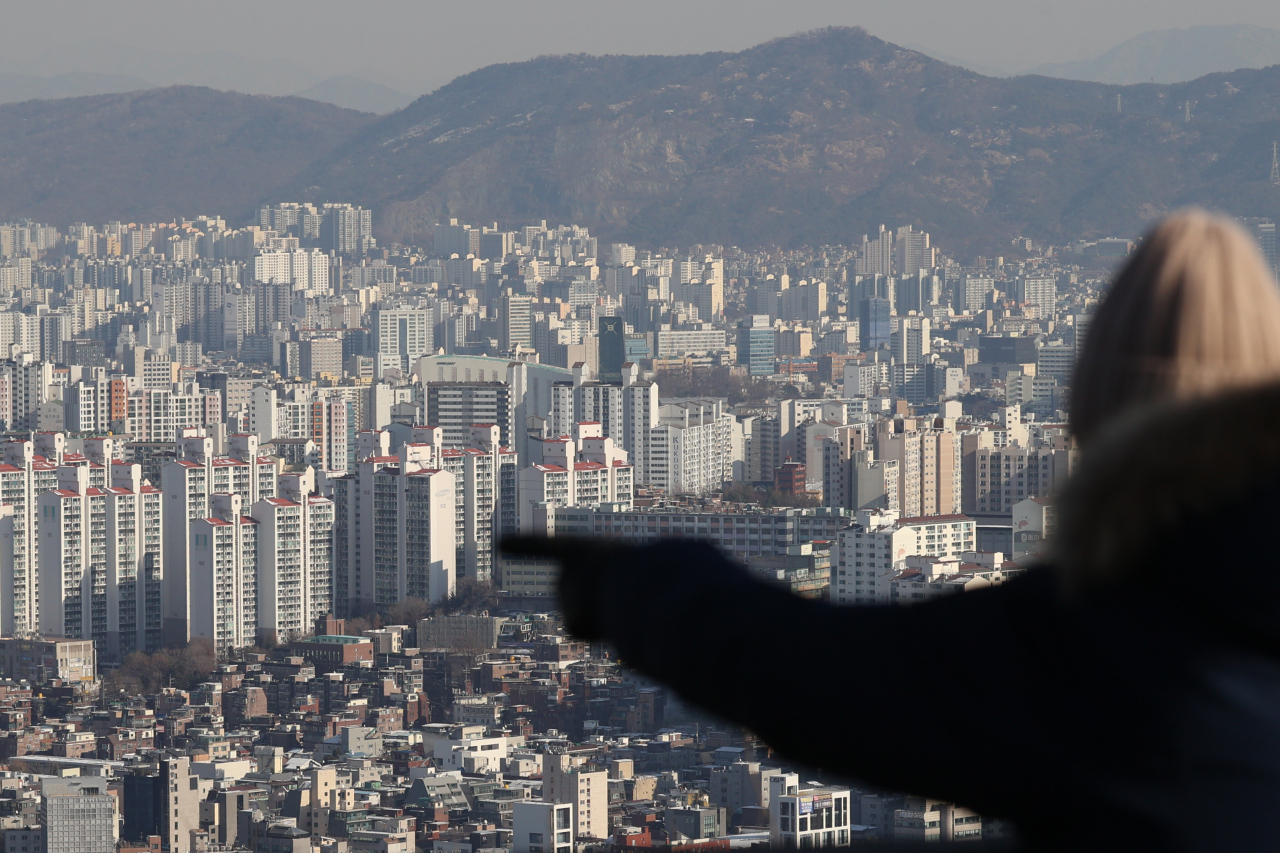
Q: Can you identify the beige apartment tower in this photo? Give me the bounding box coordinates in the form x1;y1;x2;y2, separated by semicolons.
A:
543;753;609;841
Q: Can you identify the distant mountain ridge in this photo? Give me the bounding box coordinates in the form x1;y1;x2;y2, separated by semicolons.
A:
285;27;1280;251
0;87;375;226
7;29;1280;251
0;41;416;114
294;76;413;115
1032;24;1280;84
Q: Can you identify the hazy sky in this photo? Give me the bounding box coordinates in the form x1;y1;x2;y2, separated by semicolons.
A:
10;0;1280;95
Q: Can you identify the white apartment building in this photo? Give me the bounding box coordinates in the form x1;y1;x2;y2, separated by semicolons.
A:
776;326;814;358
189;493;259;653
832;510;976;605
545;364;657;467
0;435;62;635
415;354;573;462
896;225;935;276
1036;340;1075;381
420;724;513;773
0;357;54;430
513;802;574;853
843;359;891;398
857;227;893;276
821;431;900;515
654;326;727;357
36;463;163;658
779;279;826;322
373;308;433;370
250;387;350;471
1013;275;1057;314
518;424;633;532
891;316;931;364
252;491;334;643
438;424;519;584
641;399;736;496
793;403;857;489
335;425;513;590
0;314;42;362
252;248;330;293
119;382;221;442
0;258;32;293
769;774;852;849
311;396;350;472
609;243;636;266
549;366;623;441
160;433;276;646
65;378;115;433
330;442;456;615
543;753;608;840
500;294;533;352
675;278;724;321
425;380;515;448
961;434;1078;517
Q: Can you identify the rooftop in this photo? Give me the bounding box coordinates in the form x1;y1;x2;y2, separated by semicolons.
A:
298;635;372;646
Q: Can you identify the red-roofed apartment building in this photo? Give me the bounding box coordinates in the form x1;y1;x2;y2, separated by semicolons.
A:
161;432;276;646
36;463;162;659
517;422;632;532
331;440;457;616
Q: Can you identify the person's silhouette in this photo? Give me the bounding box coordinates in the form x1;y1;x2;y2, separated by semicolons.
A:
504;211;1280;851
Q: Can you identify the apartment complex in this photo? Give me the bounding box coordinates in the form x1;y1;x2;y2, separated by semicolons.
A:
36;463;163;656
832;510;976;605
160;433;276;646
330;442;456;614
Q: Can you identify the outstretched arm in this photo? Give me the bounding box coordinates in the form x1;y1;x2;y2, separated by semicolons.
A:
501;535;1066;816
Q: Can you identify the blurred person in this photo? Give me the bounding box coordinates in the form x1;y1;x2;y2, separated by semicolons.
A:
503;211;1280;851
1070;208;1280;444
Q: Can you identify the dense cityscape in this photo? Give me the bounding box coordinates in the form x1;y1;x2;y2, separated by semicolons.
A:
0;201;1270;853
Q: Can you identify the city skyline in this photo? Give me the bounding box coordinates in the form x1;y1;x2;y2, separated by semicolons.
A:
0;7;1257;847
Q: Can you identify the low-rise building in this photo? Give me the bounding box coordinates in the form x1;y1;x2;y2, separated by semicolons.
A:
832;510;976;605
892;797;983;843
769;774;852;849
0;637;96;684
288;635;374;667
512;801;573;853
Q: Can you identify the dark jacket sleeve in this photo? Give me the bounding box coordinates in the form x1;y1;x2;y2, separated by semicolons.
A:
576;540;1075;818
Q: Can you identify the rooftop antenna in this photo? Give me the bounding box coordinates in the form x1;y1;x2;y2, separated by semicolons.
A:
1271;142;1280;186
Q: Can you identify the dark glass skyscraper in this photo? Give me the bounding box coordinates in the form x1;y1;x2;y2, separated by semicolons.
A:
598;316;625;382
